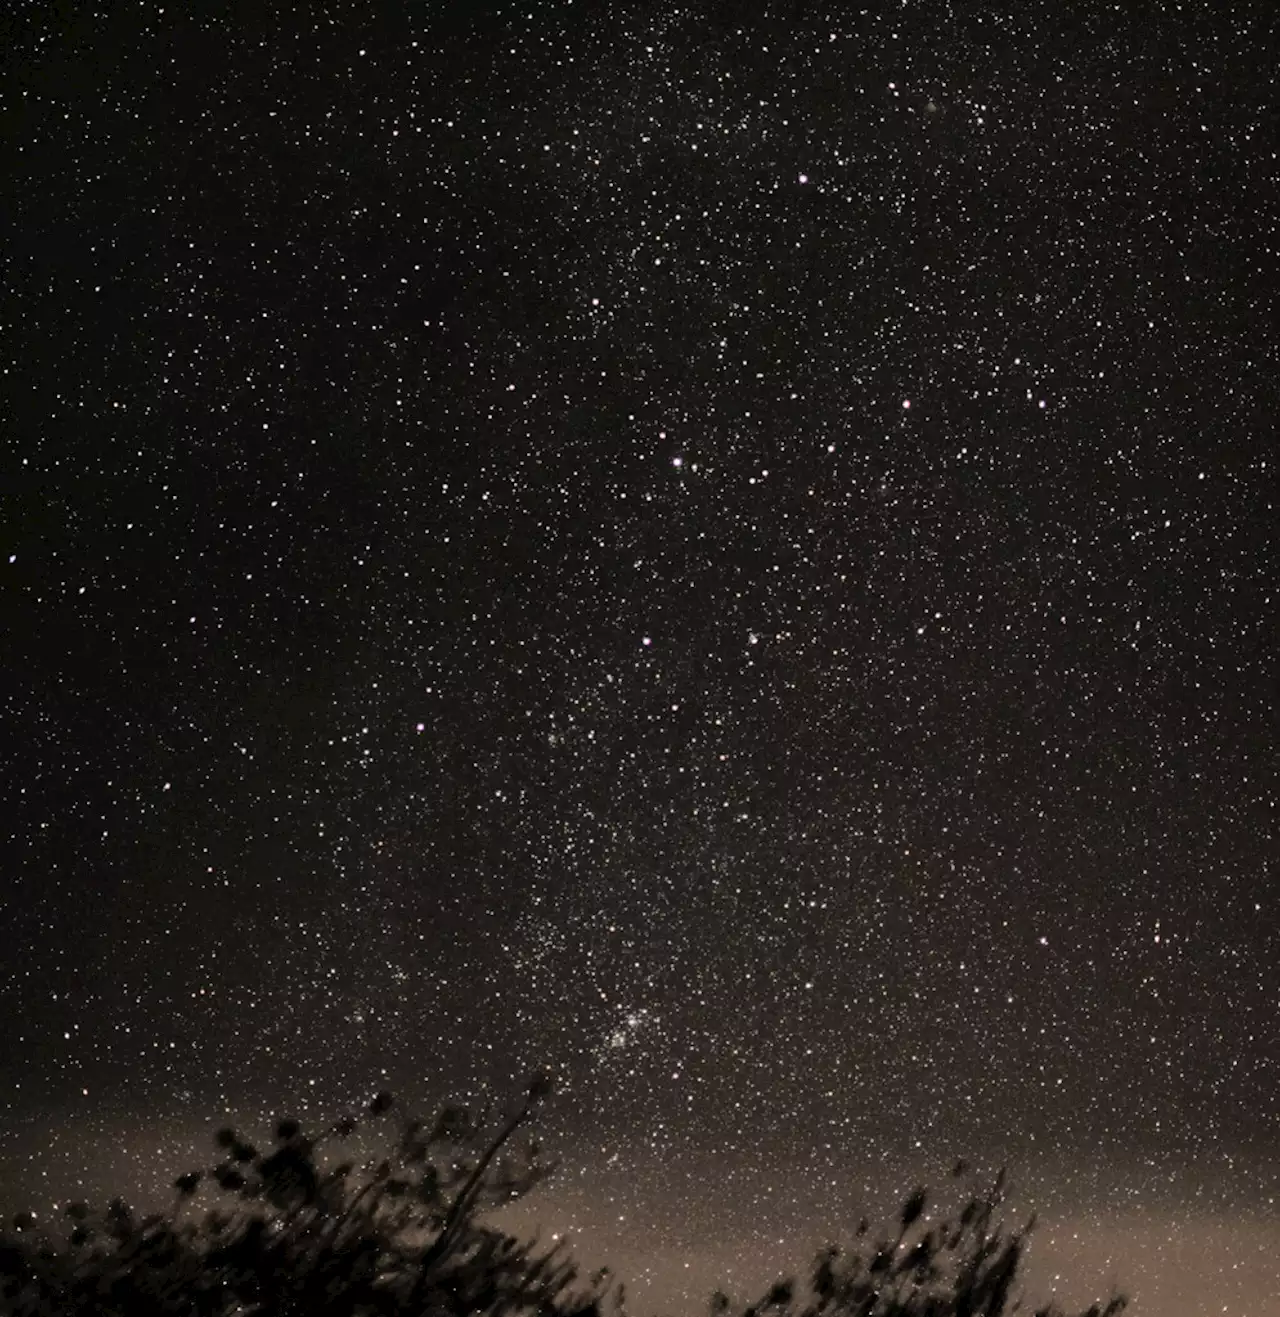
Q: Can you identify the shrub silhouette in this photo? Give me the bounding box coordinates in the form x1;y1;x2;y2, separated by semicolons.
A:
719;1166;1126;1317
0;1074;620;1317
0;1084;1125;1317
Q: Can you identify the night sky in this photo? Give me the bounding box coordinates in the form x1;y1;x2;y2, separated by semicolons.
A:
2;4;1276;1315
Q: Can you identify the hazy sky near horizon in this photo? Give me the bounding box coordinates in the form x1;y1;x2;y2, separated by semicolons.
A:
3;3;1276;1315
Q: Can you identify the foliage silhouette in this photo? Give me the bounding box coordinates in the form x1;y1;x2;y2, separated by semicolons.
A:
0;1082;1125;1317
0;1075;618;1317
719;1165;1127;1317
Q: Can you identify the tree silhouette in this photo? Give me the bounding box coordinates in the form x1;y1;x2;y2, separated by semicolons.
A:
0;1084;1125;1317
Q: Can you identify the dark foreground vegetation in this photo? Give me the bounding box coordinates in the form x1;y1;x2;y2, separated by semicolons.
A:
0;1078;1126;1316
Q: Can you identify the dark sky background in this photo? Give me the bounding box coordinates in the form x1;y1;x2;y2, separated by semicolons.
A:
2;3;1276;1314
